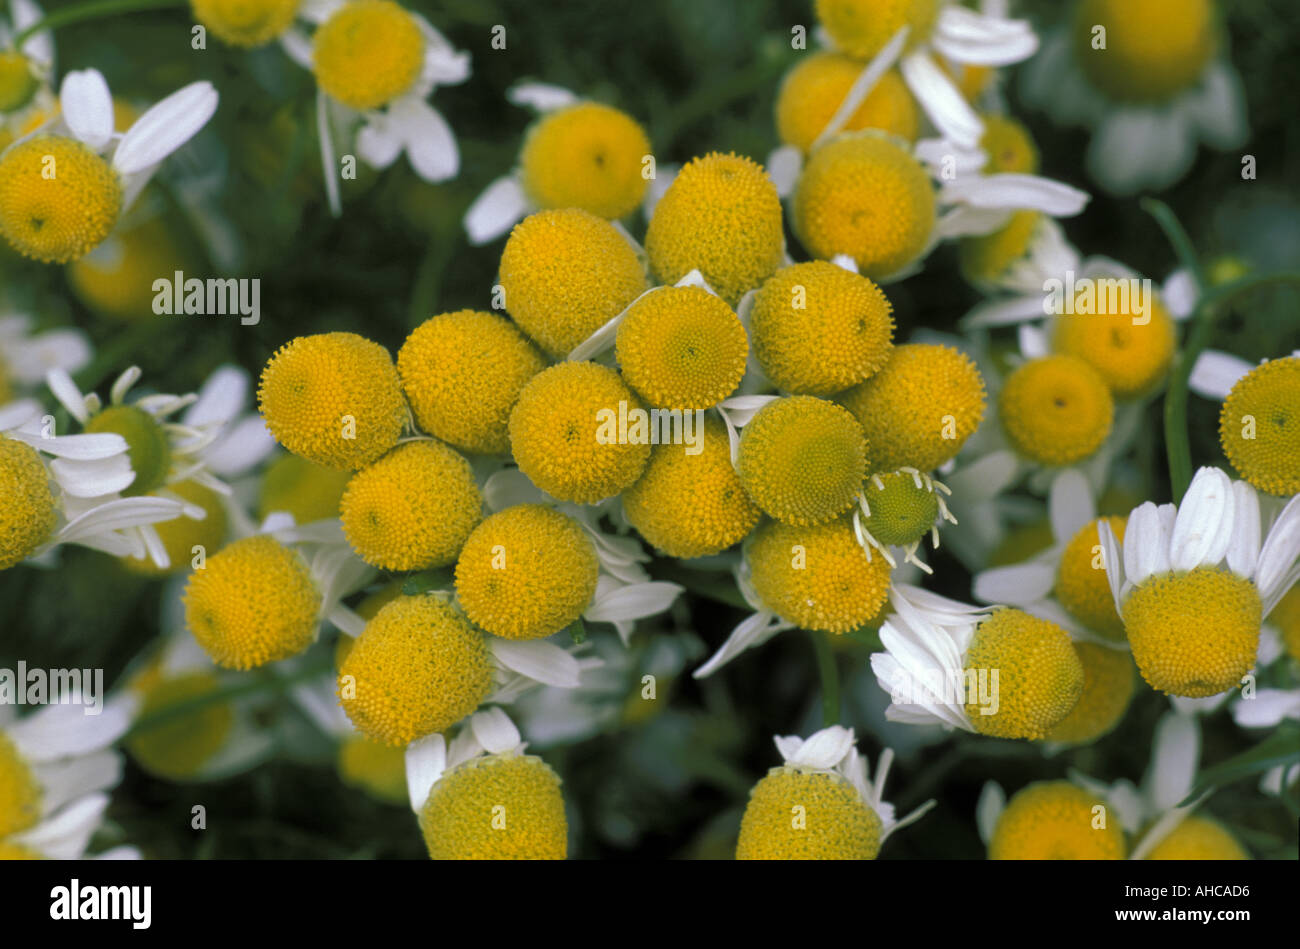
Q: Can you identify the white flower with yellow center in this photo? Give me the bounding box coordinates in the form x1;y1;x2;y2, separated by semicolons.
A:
283;0;469;214
1098;466;1300;698
1021;0;1247;195
0;0;53;116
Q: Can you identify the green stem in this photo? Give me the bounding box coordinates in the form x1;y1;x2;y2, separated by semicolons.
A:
1141;197;1206;290
14;0;187;46
809;630;839;727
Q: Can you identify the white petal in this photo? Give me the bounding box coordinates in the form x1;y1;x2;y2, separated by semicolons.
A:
1086;108;1195;197
491;638;581;688
35;751;123;815
45;368;90;423
900;51;983;149
482;468;546;512
1096;517;1125;613
1169;467;1234;570
941;173;1090;217
1225;480;1261;580
972;563;1054;606
464;174;530;246
961;295;1046;328
1017;321;1049;358
585;581;682;624
1231;689;1300;729
932;7;1038;66
279;27;315;68
32;431;127;461
1188;62;1248;149
772;734;804;762
469;706;522;754
766;144;802;198
1145;712;1199;812
13;0;53;68
395;98;459;183
1189;349;1252;400
1123;501;1165;588
60;70;115;150
355;116;404;170
813;25;908;146
507;82;579;113
1049;467;1095;544
12;793;108;859
113;82;219;175
693;612;789;679
8;699;130;762
404;733;446;813
1161;269;1199;320
786;725;855;770
1256;493;1300;604
975;780;1005;845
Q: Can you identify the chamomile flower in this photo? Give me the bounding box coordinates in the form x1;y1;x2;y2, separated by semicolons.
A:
977;779;1126;860
464;82;652;245
0;0;53;116
1097;467;1300;697
285;0;469;213
852;466;957;574
735;725;934;860
405;707;568;860
0;313;90;402
1022;0;1247;195
0;691;137;860
190;0;303;48
0;68;217;263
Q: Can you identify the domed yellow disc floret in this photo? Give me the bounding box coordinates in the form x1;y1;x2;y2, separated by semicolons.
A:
1044;642;1135;744
499;208;648;358
1218;355;1300;496
398;310;546;455
1269;584;1300;665
83;404;171;497
338;735;408;804
1122;566;1260;697
793;132;935;280
963;608;1084;740
508;361;650;504
615;286;748;410
989;781;1126;859
68;214;190;323
736;767;882;860
1143;814;1249;860
623;416;760;558
124;480;229;577
312;0;425;110
750;261;895;396
1073;0;1215;103
0;436;56;571
184;535;322;670
645;152;784;306
1053;296;1176;399
126;671;234;780
815;0;940;59
738;396;867;526
190;0;301;47
258;453;351;523
340;440;482;571
999;355;1114;466
519;102;651;220
0;136;123;264
258;331;407;471
1056;516;1127;640
979;115;1040;175
419;753;567;860
455;504;598;640
859;470;939;548
776;55;920;151
747;516;892;634
0;731;42;838
959;211;1041;286
339;595;493;747
840;343;986;472
0;52;38;113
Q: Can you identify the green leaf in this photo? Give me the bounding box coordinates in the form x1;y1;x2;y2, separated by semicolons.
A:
1182;723;1300;805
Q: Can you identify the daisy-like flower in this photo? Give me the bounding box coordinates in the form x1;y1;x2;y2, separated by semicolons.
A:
852;466;958;574
735;724;935;860
1021;0;1247;196
464;82;652;246
0;68;217;263
977;776;1125;859
283;0;469;215
190;0;304;49
1097;466;1300;698
0;313;91;404
405;707;569;860
0;692;139;860
0;0;52;118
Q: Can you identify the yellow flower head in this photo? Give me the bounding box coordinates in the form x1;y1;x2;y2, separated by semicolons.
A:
126;671;234;780
258;452;351;524
0;731;42;837
520;102;651;220
398;310;547;455
83;404;170;497
979;115;1040;174
858;470;939;549
123;480;229;577
750;261;894;396
1044;642;1136;745
776;55;920;151
499;208;648;358
454;504;598;640
0;52;39;113
1073;0;1216;103
959;210;1041;286
645;152;784;306
1218;355;1300;496
736;768;882;860
67;214;191;322
1052;295;1177;399
338;734;409;805
814;0;940;59
0;436;56;571
989;781;1126;859
312;0;425;110
258;331;407;471
1270;583;1300;665
1055;515;1127;640
1143;814;1249;860
998;355;1114;466
191;0;301;47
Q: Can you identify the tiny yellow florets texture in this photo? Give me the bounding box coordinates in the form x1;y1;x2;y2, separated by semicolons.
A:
1270;584;1300;665
398;310;547;455
499;208;648;358
623;416;760;558
1055;515;1127;640
339;595;493;747
1218;355;1300;496
840;343;986;472
1044;642;1135;745
814;0;939;59
0;52;38;113
736;767;882;860
793;132;935;279
0;136;123;264
747;515;893;634
989;781;1126;859
83;404;171;497
340;440;483;571
508;361;650;503
963;608;1085;740
1052;293;1177;399
0;730;42;838
959;210;1040;286
0;436;56;571
615;285;748;409
124;480;229;577
738;396;867;526
1073;0;1215;103
455;504;598;640
979;115;1040;175
859;471;939;547
312;0;425;110
776;55;919;151
1122;566;1261;697
183;535;322;670
190;0;301;47
750;261;895;396
258;453;351;524
645;152;784;306
258;331;407;471
1143;815;1249;860
998;354;1114;466
419;753;568;860
519;102;652;220
126;671;234;780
